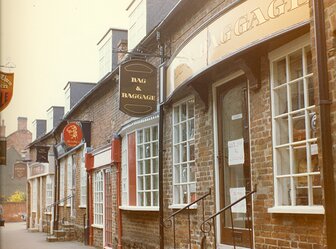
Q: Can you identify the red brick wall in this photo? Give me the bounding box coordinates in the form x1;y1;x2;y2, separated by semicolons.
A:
2;202;26;222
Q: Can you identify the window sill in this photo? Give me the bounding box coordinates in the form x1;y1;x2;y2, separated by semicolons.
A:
58;204;64;207
268;206;325;214
78;205;87;209
168;204;198;210
44;212;52;215
119;206;159;211
91;224;103;229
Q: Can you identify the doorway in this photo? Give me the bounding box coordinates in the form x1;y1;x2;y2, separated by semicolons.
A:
215;75;253;248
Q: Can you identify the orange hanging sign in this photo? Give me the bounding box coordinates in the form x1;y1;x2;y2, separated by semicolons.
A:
0;71;14;112
63;122;83;147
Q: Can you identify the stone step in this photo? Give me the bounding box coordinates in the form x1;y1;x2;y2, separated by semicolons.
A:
54;230;66;238
46;236;58;242
28;228;39;233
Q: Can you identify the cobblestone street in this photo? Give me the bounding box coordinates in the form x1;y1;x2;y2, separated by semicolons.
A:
0;222;95;249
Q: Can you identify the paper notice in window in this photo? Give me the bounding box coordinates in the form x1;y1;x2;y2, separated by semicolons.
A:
230;187;246;213
228;138;244;166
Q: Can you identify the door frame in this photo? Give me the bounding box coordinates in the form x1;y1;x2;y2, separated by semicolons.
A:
212;70;254;249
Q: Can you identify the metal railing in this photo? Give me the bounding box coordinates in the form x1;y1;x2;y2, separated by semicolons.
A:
200;187;257;249
162;188;212;249
44;194;74;236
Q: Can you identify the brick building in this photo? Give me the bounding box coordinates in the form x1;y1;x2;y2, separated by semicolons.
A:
26;0;336;248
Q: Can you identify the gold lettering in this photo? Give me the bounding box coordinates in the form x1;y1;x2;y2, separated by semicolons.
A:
268;0;286;19
249;8;268;29
234;15;249;36
131;77;147;83
121;92;156;101
289;0;308;11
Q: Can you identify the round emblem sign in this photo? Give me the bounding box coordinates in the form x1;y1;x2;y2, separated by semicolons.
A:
63;122;83;147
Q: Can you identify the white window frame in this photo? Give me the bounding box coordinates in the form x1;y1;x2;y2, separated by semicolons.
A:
93;170;104;226
268;34;324;214
80;148;87;207
46;175;54;208
59;160;65;206
66;156;73;207
172;97;196;207
136;125;159;207
32;179;37;212
121;137;129;206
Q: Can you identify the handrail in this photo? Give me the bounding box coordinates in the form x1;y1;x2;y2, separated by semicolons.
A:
45;194;73;212
163;188;211;224
200;186;257;249
162;188;212;249
200;188;256;230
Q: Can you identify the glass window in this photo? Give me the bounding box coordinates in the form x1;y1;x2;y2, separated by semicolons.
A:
173;98;196;204
94;171;104;225
136;125;159;207
46;175;53;208
271;42;322;208
59;160;65;205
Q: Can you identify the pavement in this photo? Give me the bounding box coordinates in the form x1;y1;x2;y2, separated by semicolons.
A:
0;222;95;249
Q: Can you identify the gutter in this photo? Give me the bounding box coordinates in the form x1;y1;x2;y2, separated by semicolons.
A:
312;0;336;248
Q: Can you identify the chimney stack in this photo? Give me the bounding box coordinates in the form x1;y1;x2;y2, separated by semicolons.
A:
18;117;27;131
0;120;5;137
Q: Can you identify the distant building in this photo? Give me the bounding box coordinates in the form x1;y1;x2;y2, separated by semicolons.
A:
0;117;32;202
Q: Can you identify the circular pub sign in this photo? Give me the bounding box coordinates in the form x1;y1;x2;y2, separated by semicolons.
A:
63;122;83;147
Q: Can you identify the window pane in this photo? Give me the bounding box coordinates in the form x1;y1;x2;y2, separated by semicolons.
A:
174;165;180;183
145;192;151;206
294;176;308;205
274;86;287;115
138;193;144;206
144;128;150;142
145;176;151;190
182;185;188;203
181;164;188;183
293;145;307;174
181;103;187;121
145;160;151;174
152;142;158;157
174;126;180;143
309;111;317;139
292;111;306;142
290;80;304;111
174;145;180;163
276;147;290;175
145;143;151;158
190;183;196;202
138;161;143;175
152;126;158;140
153;191;159;206
138;176;143;190
312;175;322;205
274;117;289;145
307;77;314;107
137;130;143;144
189;142;195;161
187;99;194;118
181;122;187;141
152;158;159;173
310;145;319;172
173;106;180;124
305;47;312;74
274;58;287;86
188;120;194;139
277;177;291;205
174;186;181;204
181;143;187;162
153;174;158;190
289;50;303;80
138;146;143;160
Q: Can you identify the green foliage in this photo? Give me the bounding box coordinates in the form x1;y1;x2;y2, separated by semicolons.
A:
7;191;26;202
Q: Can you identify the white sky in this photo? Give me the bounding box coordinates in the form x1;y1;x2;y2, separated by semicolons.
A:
0;0;129;136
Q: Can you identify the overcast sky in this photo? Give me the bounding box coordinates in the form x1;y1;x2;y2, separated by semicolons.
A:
0;0;129;136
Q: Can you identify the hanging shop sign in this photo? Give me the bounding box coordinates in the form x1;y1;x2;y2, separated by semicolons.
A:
30;164;45;177
36;146;49;163
166;0;309;97
0;71;14;112
119;60;157;117
14;163;27;179
0;138;6;165
63;122;83;147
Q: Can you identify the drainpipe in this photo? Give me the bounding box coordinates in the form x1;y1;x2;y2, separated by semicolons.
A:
111;134;122;249
157;30;165;249
312;0;336;248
